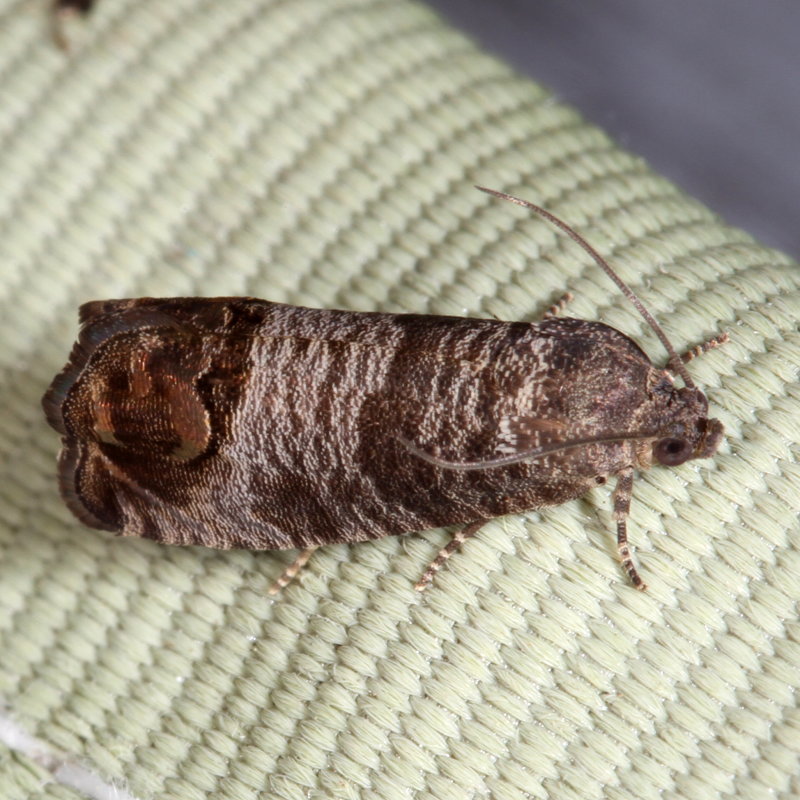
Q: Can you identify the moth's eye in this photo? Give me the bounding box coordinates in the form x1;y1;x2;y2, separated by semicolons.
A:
654;437;693;466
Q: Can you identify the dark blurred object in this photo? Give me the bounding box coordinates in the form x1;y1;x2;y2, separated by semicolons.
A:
52;0;94;50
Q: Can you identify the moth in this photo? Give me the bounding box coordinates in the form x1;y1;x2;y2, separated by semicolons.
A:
42;188;725;591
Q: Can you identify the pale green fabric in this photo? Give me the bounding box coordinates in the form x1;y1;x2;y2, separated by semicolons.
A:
1;741;87;800
0;1;798;799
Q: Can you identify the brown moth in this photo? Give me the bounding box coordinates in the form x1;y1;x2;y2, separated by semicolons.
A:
42;188;725;591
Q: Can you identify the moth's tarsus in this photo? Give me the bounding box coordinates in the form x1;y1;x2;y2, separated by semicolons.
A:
613;468;647;590
680;332;729;364
414;519;489;591
543;292;574;319
268;546;319;595
476;185;697;389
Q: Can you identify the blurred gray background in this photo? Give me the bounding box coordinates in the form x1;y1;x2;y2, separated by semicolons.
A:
427;0;800;259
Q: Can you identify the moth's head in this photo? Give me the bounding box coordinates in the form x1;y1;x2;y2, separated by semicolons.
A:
649;385;724;467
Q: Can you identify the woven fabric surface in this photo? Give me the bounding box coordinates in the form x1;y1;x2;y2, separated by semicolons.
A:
0;0;798;798
0;740;88;800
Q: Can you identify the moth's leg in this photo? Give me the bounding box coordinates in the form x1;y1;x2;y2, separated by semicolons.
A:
542;292;574;320
680;332;729;364
613;468;647;590
267;546;319;595
415;519;489;591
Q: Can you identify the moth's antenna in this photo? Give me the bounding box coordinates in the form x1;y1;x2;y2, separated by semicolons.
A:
476;186;696;388
398;432;656;471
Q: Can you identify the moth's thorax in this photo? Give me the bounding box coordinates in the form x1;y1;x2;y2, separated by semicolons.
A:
501;320;658;441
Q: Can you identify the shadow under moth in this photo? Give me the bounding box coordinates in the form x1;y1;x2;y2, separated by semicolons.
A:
42;188;725;592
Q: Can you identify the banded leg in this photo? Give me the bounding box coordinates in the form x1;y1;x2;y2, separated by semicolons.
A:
415;519;489;591
542;292;574;319
613;468;647;590
268;546;318;595
680;332;729;363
